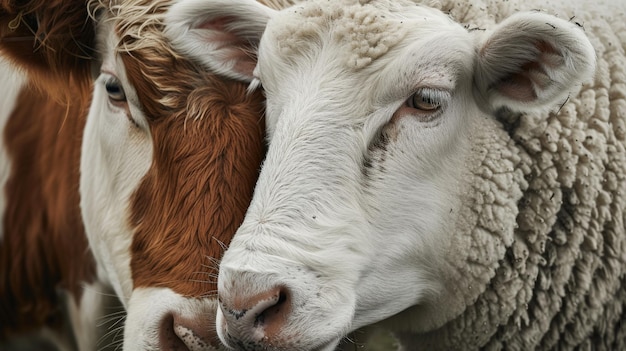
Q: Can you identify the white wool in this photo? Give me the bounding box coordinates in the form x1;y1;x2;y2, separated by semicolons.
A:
390;0;626;349
267;0;409;69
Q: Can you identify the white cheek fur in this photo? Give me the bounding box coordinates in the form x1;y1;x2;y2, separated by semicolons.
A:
0;59;25;242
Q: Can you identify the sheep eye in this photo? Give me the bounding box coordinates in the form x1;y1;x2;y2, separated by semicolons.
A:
409;90;441;111
105;78;126;102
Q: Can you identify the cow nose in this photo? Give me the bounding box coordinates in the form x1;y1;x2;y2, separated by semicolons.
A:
160;312;218;351
219;286;290;344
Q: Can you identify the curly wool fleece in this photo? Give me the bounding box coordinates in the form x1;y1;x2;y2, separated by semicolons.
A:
388;0;626;350
270;0;409;69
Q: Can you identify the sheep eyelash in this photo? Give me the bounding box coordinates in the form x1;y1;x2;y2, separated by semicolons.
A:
414;88;450;109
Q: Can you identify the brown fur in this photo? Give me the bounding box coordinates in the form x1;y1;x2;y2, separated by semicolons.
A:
0;0;97;340
0;82;96;339
0;0;94;96
1;0;267;345
114;0;266;296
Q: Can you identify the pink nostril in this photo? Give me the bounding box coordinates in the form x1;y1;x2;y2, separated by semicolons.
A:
253;288;288;331
160;313;219;351
220;286;291;342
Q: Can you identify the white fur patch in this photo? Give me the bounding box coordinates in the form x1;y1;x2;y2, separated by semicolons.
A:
0;58;25;242
66;281;121;350
124;287;220;351
80;21;153;304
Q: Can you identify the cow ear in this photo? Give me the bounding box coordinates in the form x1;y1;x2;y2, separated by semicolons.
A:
165;0;275;82
474;12;596;113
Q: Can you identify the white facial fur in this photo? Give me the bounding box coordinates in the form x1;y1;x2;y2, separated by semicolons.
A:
218;4;476;346
80;20;153;305
80;18;169;351
123;288;220;350
0;57;25;242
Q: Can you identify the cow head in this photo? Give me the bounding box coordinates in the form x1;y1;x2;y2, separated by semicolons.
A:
81;1;268;349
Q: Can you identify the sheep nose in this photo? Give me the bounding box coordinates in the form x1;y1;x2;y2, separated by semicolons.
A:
219;286;290;345
160;312;219;350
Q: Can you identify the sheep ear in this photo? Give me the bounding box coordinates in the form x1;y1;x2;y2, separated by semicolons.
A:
165;0;275;82
474;12;596;113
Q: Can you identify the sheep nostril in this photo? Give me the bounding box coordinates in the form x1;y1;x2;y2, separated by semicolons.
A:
254;289;288;328
219;286;291;343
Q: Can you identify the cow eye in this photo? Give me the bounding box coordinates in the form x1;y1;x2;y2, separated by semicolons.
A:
408;89;443;112
105;78;127;103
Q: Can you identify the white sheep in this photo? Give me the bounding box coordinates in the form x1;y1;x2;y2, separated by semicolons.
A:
166;0;626;349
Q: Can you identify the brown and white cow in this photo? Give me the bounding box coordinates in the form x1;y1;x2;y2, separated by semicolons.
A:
0;0;291;349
